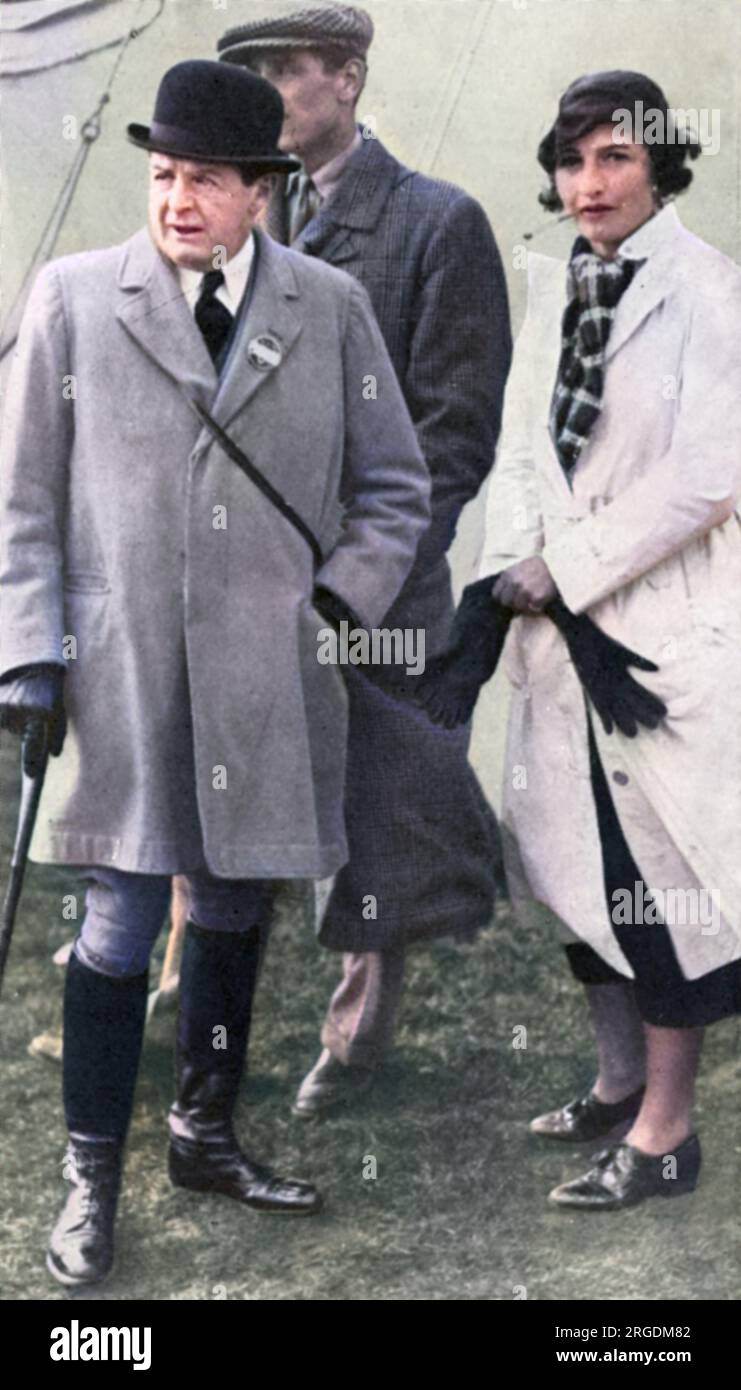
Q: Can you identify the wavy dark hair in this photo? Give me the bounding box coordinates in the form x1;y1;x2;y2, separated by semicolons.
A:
537;70;703;212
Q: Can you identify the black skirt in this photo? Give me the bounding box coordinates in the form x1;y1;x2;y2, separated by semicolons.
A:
564;717;741;1027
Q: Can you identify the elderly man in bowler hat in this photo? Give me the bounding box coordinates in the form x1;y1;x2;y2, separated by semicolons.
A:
218;5;512;1117
0;59;429;1285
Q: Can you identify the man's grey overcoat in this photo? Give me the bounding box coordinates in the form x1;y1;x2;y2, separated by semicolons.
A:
268;133;513;949
0;227;430;879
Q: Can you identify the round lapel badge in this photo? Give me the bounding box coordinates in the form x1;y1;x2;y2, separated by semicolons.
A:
247;333;283;371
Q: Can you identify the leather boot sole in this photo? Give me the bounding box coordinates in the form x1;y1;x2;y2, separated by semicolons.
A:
548;1179;699;1212
46;1247;112;1288
168;1145;322;1216
170;1170;321;1214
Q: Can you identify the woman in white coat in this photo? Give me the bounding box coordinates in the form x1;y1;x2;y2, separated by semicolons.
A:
479;71;741;1209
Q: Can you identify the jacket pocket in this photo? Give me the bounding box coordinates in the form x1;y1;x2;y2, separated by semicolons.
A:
63;571;110;594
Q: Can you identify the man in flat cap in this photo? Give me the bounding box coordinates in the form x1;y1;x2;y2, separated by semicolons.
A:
0;58;429;1285
218;6;512;1117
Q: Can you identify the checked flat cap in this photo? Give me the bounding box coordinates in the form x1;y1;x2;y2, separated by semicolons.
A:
217;5;374;66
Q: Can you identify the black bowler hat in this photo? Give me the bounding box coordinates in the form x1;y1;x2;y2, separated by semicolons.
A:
127;59;300;172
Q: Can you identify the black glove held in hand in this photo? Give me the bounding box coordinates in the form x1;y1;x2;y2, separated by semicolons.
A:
412;577;513;729
544;599;667;738
414;578;667;736
0;665;67;777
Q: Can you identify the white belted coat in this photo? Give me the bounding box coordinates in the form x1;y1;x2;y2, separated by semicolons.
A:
478;205;741;979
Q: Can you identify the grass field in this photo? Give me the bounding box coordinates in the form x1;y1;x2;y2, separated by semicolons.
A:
1;737;740;1302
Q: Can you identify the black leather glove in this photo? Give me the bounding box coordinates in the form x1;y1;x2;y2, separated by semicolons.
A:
412;578;513;728
0;665;67;777
545;598;667;737
312;587;423;701
413;578;667;737
312;586;359;634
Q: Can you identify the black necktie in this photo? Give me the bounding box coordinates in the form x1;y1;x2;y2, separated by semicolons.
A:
195;269;233;365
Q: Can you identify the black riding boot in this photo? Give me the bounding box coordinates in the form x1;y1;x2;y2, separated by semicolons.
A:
168;920;321;1215
47;951;148;1286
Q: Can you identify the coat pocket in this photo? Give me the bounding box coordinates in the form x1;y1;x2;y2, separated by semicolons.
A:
63;570;110;594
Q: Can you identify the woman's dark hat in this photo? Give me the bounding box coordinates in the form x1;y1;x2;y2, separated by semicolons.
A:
537;70;671;173
127;59;300;172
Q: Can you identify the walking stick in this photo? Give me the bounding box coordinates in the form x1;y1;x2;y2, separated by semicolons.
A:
147;876;189;1020
0;720;49;998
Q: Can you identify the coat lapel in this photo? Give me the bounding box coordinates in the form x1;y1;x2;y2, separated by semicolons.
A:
211;229;303;430
541;260;672;492
115;229;303;429
604;206;684;362
537;210;683;486
604;258;673;363
526;254;576;501
263;172;355;261
280;133;406;266
115;229;216;401
296;213;355;264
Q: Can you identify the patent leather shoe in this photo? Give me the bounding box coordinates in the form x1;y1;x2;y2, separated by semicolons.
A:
530;1085;645;1142
548;1134;701;1210
169;1130;321;1215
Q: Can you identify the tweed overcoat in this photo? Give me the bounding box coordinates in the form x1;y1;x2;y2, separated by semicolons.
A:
268;132;513;949
478;205;741;980
0;227;430;879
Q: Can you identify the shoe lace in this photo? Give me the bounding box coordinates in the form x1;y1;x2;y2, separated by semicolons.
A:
66;1146;118;1223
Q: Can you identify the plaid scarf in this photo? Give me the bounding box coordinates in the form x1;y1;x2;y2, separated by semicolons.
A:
550;238;643;479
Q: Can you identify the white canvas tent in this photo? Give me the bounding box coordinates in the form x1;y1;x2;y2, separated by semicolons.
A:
0;0;159;74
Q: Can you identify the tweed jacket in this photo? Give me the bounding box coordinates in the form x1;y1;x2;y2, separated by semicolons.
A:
265;131;510;950
267;131;512;649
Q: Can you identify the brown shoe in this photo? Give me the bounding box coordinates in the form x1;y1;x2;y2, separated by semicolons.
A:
292;1049;374;1120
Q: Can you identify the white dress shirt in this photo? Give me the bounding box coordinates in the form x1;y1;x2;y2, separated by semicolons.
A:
177;231;255;316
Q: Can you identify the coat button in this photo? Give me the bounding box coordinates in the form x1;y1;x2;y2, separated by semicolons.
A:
612;771;629;786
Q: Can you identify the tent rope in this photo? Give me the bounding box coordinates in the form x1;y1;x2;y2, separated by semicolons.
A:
0;0;165;362
417;0;496;176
